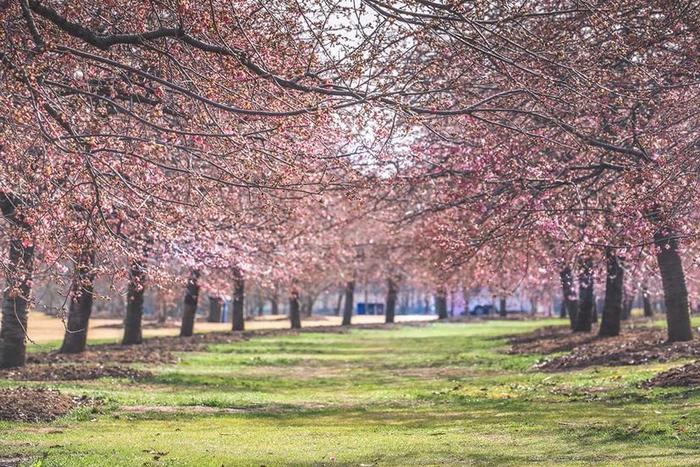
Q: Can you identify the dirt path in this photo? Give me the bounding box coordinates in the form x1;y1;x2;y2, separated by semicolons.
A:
26;312;436;344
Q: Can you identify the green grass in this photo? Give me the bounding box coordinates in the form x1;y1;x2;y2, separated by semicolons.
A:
2;319;700;466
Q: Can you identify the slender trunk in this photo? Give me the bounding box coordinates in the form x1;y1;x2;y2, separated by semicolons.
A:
231;268;245;331
271;295;279;315
179;269;200;337
591;295;598;323
207;295;222;323
435;287;448;320
461;287;470;315
654;228;692;341
301;294;314;317
499;297;507;318
300;296;308;317
342;280;354;325
573;258;594;332
334;291;343;316
621;293;632;320
60;249;97;353
122;259;146;345
156;298;167;324
560;266;578;329
599;250;623;337
289;290;301;329
0;238;35;368
364;282;369;314
642;284;654;317
385;277;398;324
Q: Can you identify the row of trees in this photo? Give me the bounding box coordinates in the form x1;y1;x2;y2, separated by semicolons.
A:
1;1;698;367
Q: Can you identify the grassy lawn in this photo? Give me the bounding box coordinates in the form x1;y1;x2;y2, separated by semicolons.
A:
2;319;700;466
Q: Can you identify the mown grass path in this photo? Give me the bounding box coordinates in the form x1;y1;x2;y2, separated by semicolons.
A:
2;320;700;465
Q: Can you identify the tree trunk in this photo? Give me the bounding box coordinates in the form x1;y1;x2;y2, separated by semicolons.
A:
289;290;301;329
334;291;343;316
231;268;245;331
271;295;279;315
342;280;354;326
122;259;146;345
385;277;398;324
0;238;35;368
499;297;507;318
60;249;97;353
642;284;654;317
573;258;594;332
621;293;632;321
591;295;598;323
301;294;315;317
654;229;692;342
435;287;448;320
599;250;623;337
156;298;168;324
462;286;470;315
179;269;200;337
560;266;578;329
207;296;222;323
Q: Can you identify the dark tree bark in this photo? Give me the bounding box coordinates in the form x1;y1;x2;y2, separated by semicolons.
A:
122;259;146;345
642;284;654;317
560;266;578;329
179;269;200;337
342;280;354;326
499;297;507;318
435;287;448;320
0;194;34;367
573;258;594;332
0;238;35;368
300;295;308;317
599;250;623;337
301;294;315;317
59;249;97;353
289;290;301;329
654;228;692;342
591;296;598;324
156;299;168;324
207;295;222;323
462;286;470;315
270;294;279;315
334;291;343;316
385;277;398;324
621;293;632;321
231;268;245;331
